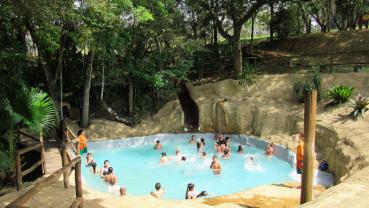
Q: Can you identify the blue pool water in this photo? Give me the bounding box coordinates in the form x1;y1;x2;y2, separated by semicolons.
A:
82;134;295;199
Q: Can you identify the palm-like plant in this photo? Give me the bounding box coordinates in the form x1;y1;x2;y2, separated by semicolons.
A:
349;94;369;119
0;86;57;172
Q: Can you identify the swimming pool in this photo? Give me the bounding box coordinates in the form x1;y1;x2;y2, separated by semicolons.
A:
82;133;296;199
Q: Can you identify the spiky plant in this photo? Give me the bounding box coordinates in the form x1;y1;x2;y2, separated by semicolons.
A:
327;85;355;104
0;86;57;171
349;94;369;119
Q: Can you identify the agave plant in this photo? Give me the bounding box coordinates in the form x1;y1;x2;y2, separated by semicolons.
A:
238;63;257;86
349;94;369;118
0;85;57;172
327;85;354;104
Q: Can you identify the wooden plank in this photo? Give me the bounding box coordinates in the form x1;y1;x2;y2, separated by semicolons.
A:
6;156;81;208
69;197;83;208
18;143;42;155
61;145;70;188
16;152;23;191
21;160;43;177
18;131;39;142
75;160;83;208
300;90;317;204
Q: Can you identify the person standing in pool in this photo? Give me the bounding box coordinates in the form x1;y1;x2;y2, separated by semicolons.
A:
185;183;207;199
100;160;110;176
237;145;244;154
103;167;118;185
77;129;88;155
296;133;304;174
210;155;221;174
200;138;205;146
189;135;196;144
151;182;165;199
160;152;169;165
154;140;162;149
265;142;274;157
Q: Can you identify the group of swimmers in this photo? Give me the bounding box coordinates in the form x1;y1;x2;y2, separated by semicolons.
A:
84;133;276;200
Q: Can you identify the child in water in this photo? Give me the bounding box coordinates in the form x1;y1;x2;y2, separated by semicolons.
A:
160;152;169;165
237;145;244;154
265;142;274;157
150;182;165;199
154;140;162;149
210;155;221;174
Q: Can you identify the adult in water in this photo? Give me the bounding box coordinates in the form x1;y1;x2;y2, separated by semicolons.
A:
150;182;165;199
77;129;88;155
100;160;110;176
210;155;221;174
154;140;162;149
103;167;118;185
160;152;169;165
296;133;304;174
185;183;207;199
265;142;274;157
189;135;196;144
237;145;244;154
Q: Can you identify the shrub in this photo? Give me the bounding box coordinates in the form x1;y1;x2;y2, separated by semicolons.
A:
327;85;354;104
349;94;369;118
238;63;257;86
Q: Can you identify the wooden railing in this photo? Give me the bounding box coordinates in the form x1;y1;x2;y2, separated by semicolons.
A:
7;121;83;208
15;134;46;191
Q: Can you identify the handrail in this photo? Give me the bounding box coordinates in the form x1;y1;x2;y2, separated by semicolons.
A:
17;131;40;142
15;142;46;191
6;156;82;208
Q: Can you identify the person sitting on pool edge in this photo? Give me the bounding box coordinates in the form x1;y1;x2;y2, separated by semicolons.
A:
210;155;221;174
160;152;169;165
265;142;274;157
154;140;162;149
100;160;110;176
103;167;118;185
185;183;208;199
189;135;196;144
237;145;244;154
150;182;165;199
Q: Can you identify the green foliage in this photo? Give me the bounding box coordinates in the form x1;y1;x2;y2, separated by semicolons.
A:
0;84;57;172
271;5;303;39
292;70;322;102
238;63;257;86
327;85;355;104
349;94;369;118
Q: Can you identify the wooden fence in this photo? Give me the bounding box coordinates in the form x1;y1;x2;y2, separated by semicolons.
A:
7;121;83;208
15;132;46;191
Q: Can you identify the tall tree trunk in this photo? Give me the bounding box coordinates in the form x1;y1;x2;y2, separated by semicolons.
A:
232;25;242;73
250;13;256;53
128;76;134;117
100;62;105;101
269;3;274;41
81;51;94;128
213;19;218;55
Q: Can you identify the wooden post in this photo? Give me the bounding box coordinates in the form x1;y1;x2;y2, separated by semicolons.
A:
300;89;317;204
75;159;83;208
15;151;23;191
61;145;70;188
39;135;47;175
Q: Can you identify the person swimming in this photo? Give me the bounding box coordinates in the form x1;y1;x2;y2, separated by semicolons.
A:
200;151;207;159
189;135;196;144
222;148;231;159
237;145;244;154
100;160;110;176
154;140;162;149
120;186;127;196
85;152;94;166
103;167;118;185
150;182;165;199
200;138;205;146
185;183;207;199
265;142;274;156
181;156;187;162
210;155;221;174
160;152;169;165
196;141;203;153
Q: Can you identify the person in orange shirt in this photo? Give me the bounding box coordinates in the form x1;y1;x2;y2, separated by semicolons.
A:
296;133;304;174
77;129;88;155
